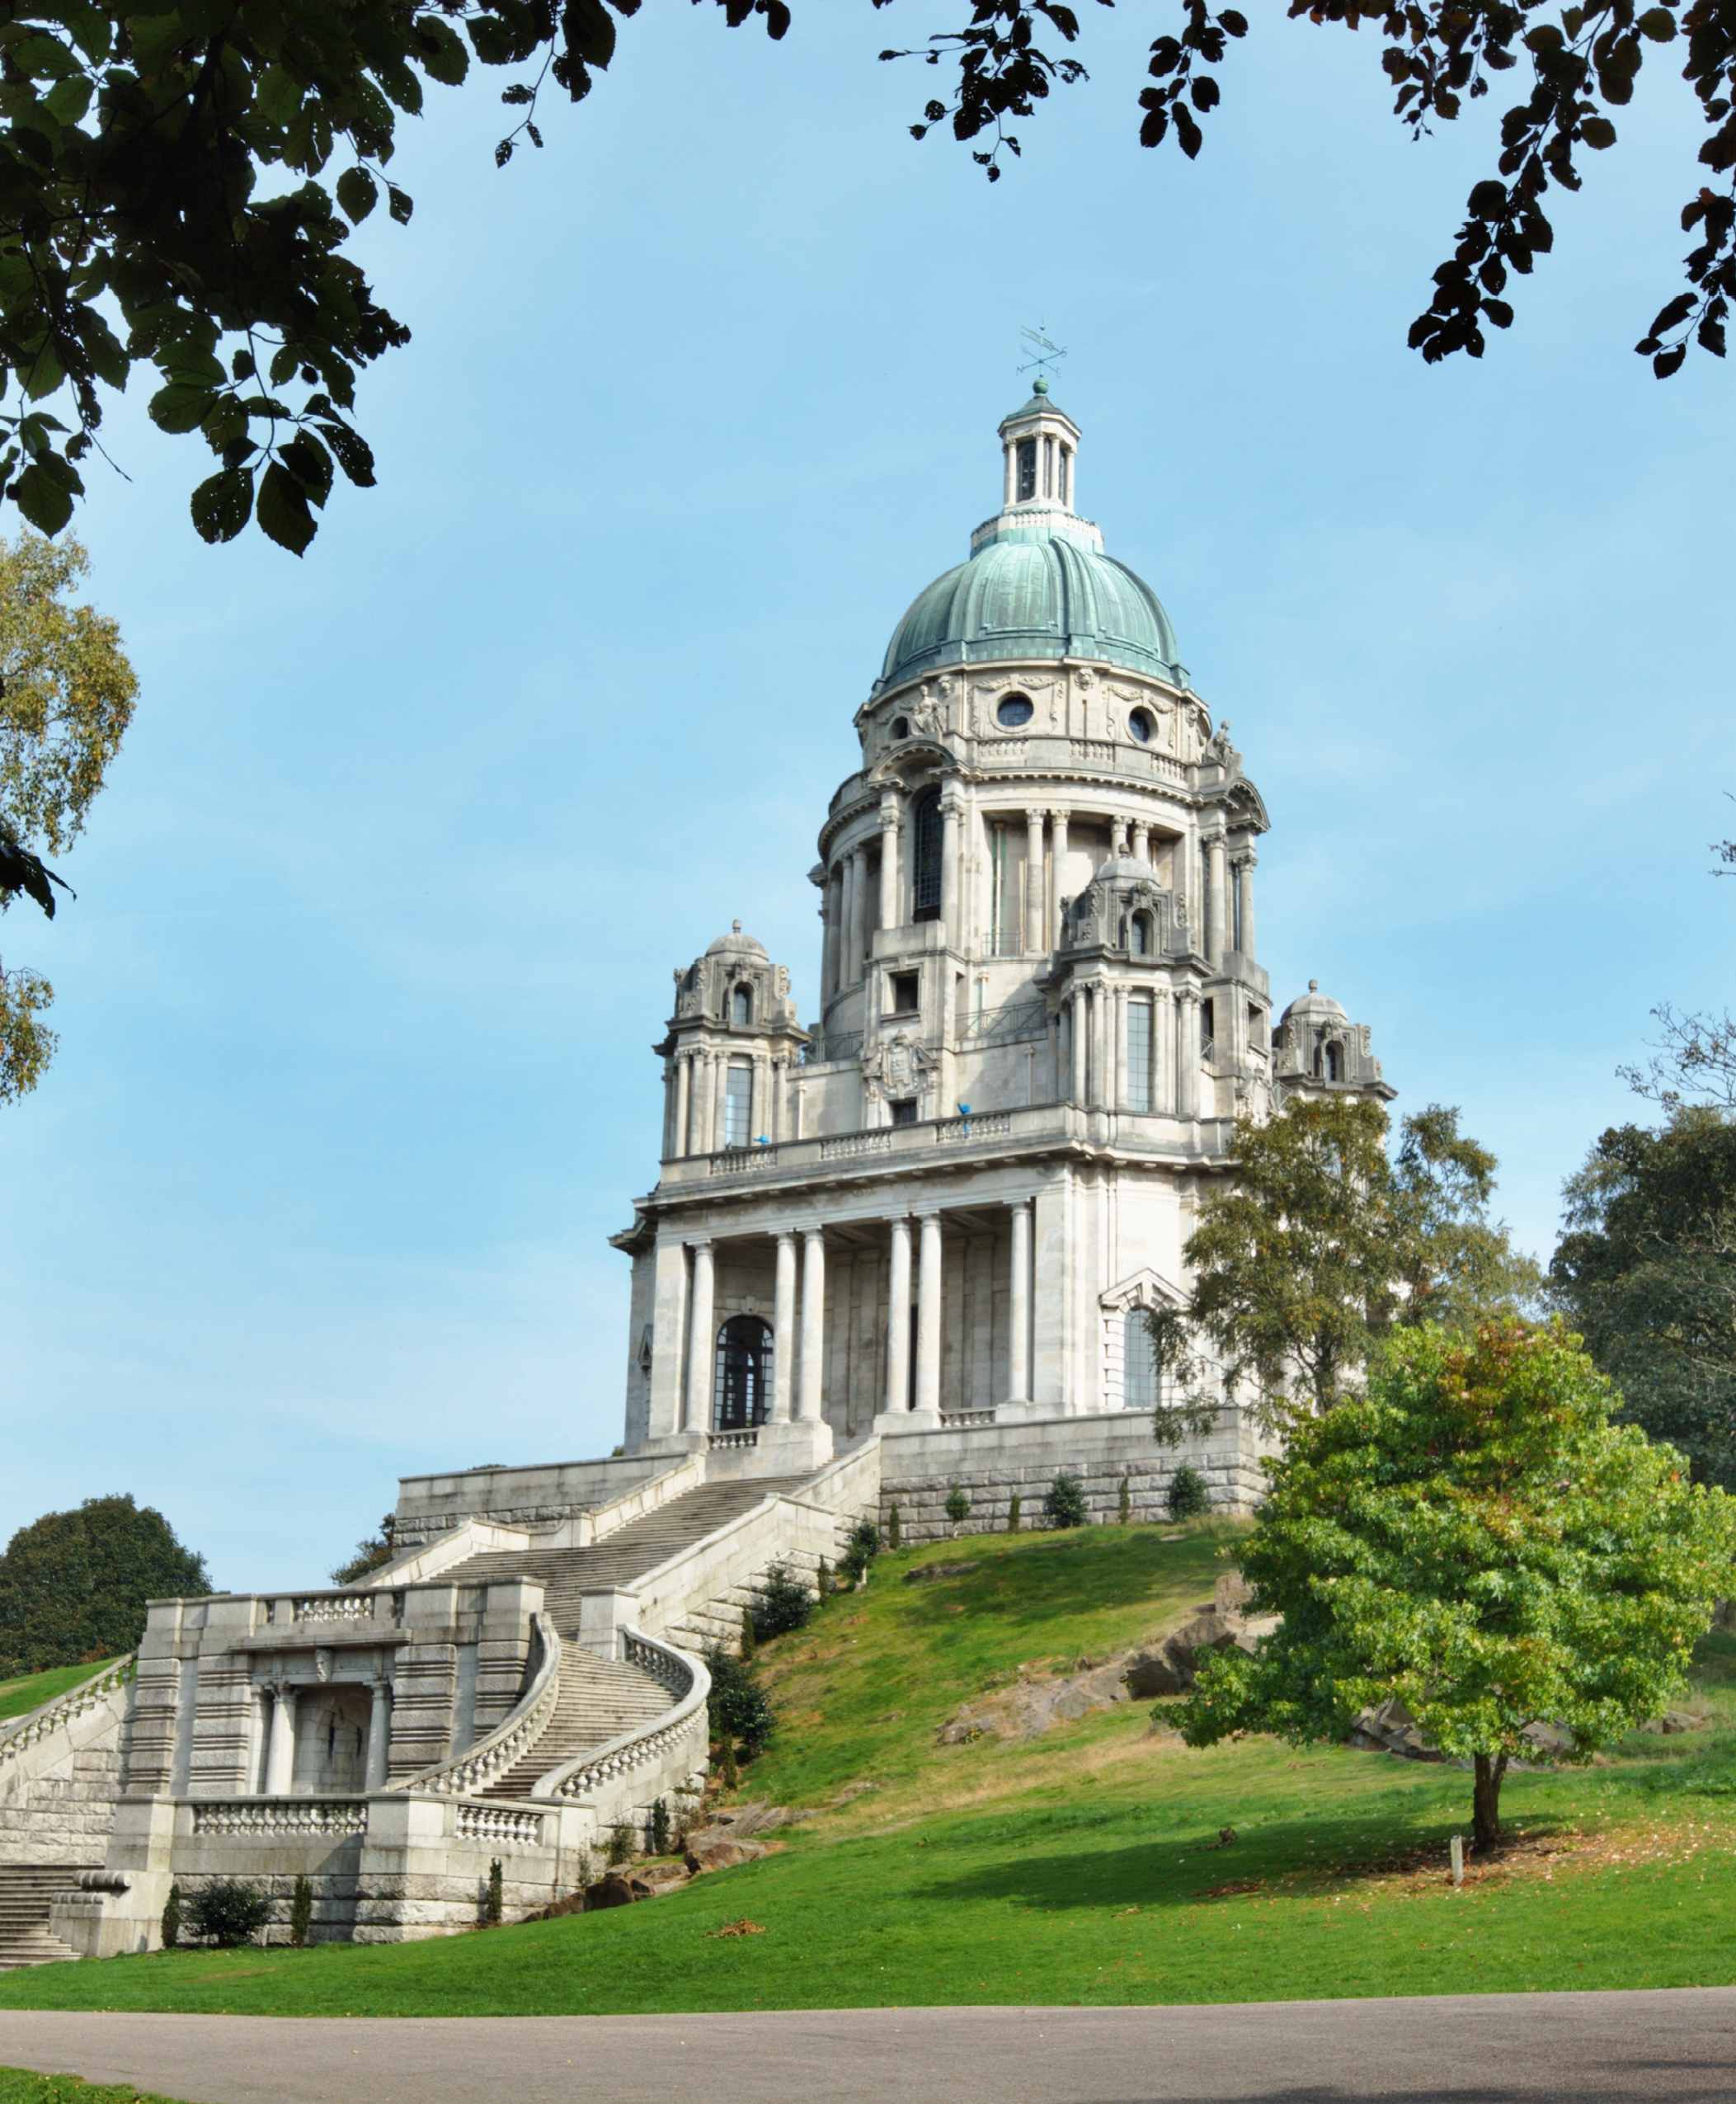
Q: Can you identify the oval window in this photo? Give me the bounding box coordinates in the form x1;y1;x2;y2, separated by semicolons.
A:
996;694;1034;728
1128;708;1155;743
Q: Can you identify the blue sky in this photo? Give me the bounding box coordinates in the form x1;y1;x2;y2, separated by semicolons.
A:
1;6;1730;1592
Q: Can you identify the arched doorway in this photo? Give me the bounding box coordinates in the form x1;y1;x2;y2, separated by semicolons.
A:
714;1316;774;1430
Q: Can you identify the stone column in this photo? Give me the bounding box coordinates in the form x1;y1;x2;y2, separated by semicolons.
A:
684;1240;714;1432
1131;820;1150;864
1007;1198;1032;1405
771;1231;797;1423
1236;852;1257;961
848;846;869;984
798;1227;826;1422
821;868;840;1006
1023;809;1046;953
1048;808;1070;945
1155;987;1174;1116
1070;987;1087;1103
265;1684;297;1796
884;1217;912;1415
365;1678;393;1791
1115;986;1129;1110
939;791;962;947
838;855;856;991
713;1056;732;1151
914;1212;943;1420
1093;984;1110;1108
1112;819;1129;857
1207;830;1228;967
878;792;901;930
672;1054;691;1159
1178;994;1198;1120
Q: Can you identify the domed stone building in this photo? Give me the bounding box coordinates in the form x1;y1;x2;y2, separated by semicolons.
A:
609;380;1391;1516
0;386;1392;1961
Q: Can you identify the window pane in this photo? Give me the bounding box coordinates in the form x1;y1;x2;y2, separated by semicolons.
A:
725;1064;752;1146
912;789;943;915
1124;1308;1158;1410
1127;999;1152;1112
1017;439;1037;501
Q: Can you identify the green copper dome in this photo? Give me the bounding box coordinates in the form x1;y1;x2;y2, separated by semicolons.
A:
877;534;1183;694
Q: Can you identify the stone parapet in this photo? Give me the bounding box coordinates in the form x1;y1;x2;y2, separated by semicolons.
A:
874;1410;1265;1544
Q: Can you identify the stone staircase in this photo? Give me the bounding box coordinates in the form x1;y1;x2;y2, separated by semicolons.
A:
0;1866;89;1970
440;1477;806;1796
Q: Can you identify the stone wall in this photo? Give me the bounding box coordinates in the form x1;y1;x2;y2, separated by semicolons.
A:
875;1410;1266;1545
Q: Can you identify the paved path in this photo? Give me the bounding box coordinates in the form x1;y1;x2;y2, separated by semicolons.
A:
4;1993;1736;2104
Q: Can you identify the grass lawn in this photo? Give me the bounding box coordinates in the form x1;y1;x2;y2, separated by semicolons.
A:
0;2076;177;2104
0;1662;120;1724
3;1525;1735;2015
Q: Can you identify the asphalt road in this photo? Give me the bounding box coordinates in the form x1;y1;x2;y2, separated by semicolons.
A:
4;1992;1736;2104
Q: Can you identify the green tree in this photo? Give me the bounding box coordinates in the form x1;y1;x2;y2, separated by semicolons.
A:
1180;1323;1736;1849
330;1518;395;1585
887;2;1736;382
1551;1108;1736;1485
0;1494;210;1678
0;2;1726;555
1152;1096;1537;1435
1165;1462;1211;1520
1042;1471;1088;1528
0;530;136;1095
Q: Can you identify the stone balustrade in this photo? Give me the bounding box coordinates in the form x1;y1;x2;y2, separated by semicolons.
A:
534;1627;708;1807
393;1613;561;1798
191;1799;367;1838
0;1656;134;1769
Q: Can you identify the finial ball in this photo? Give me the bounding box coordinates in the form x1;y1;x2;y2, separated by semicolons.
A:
1309;978;1319;992
732;919;742;934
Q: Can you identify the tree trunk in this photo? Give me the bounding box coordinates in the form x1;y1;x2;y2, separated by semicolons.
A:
1471;1752;1507;1852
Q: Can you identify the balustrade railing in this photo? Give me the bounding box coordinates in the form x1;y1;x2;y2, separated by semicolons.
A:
535;1627;709;1805
820;1129;892;1160
708;1429;759;1452
457;1803;544;1845
939;1409;997;1428
288;1593;379;1623
0;1655;134;1769
936;1111;1012;1144
191;1798;366;1837
393;1613;560;1798
709;1145;778;1176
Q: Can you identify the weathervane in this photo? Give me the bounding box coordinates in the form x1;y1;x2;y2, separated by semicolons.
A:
1018;324;1067;387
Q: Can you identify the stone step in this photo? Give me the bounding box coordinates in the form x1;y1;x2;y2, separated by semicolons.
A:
0;1864;96;1972
438;1477;805;1800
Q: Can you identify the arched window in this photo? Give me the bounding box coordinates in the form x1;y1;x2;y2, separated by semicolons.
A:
912;788;943;921
1016;438;1037;501
1325;1042;1342;1083
1123;1307;1160;1410
1129;913;1151;957
892;716;910;741
732;984;752;1028
714;1316;774;1431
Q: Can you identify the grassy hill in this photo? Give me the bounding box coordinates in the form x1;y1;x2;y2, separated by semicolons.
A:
0;1660;121;1724
3;1523;1736;2014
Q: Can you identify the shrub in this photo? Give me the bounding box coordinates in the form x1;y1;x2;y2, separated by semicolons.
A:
1007;1492;1022;1532
288;1874;313;1949
160;1881;181;1951
839;1520;882;1587
605;1823;634;1867
1166;1464;1211;1520
485;1858;504;1923
649;1796;671;1856
1118;1476;1132;1524
705;1645;774;1753
719;1732;738;1787
184;1879;271;1949
1043;1472;1089;1530
815;1556;831;1597
739;1605;756;1659
944;1485;971;1526
887;1504;902;1551
754;1562;814;1640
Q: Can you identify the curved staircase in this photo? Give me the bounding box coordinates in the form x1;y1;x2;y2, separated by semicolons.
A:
440;1477;803;1796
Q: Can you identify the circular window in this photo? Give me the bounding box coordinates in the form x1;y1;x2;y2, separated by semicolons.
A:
996;694;1034;728
1128;708;1155;744
891;716;910;740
